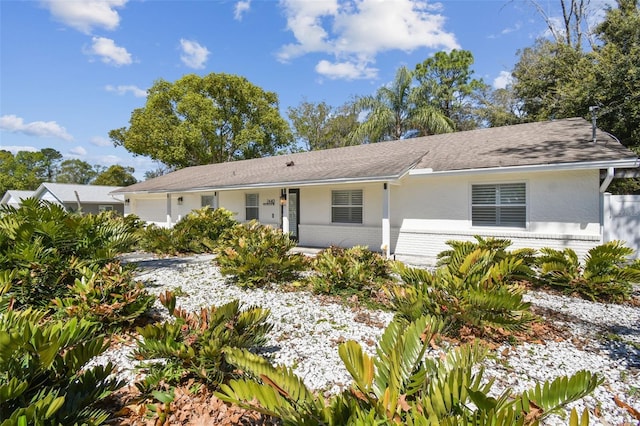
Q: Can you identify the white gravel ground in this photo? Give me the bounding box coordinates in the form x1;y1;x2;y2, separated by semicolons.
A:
95;253;640;425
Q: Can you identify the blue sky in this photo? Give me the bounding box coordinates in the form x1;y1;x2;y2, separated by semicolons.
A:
0;0;611;180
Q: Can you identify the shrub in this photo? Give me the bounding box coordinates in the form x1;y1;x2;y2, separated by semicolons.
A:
172;207;237;253
0;307;123;425
52;262;155;331
217;315;601;425
138;224;177;255
309;245;391;297
390;237;536;337
214;221;307;287
133;290;273;395
536;241;640;303
0;199;139;309
139;208;237;255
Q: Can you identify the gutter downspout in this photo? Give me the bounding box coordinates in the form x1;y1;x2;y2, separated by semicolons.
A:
599;167;614;245
599;167;614;193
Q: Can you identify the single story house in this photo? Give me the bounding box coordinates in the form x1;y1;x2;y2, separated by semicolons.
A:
0;190;35;208
32;183;125;215
113;118;640;262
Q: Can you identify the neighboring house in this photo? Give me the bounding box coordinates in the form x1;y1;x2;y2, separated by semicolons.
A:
33;183;125;215
0;190;35;208
113;118;640;262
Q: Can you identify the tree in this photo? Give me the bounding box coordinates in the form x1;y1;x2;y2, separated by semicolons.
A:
590;0;640;151
511;39;593;121
350;66;453;143
287;100;360;150
39;148;63;181
476;85;525;128
414;49;487;130
56;159;98;184
109;73;293;169
144;163;175;180
515;0;596;49
0;151;19;196
93;165;137;186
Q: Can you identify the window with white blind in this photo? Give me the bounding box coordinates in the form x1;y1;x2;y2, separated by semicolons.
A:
471;183;526;227
332;189;363;224
245;193;259;221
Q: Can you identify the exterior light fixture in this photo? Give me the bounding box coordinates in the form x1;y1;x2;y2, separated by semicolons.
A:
125;198;130;205
177;196;184;205
280;193;287;205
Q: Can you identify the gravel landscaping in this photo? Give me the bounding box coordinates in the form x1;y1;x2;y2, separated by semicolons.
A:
94;253;640;425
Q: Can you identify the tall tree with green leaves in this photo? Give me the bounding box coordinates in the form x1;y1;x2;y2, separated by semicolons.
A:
351;66;453;143
0;151;19;196
93;165;137;186
109;73;293;169
512;38;594;121
287;100;360;150
476;85;525;128
590;0;640;152
414;49;487;130
56;159;98;184
0;148;64;195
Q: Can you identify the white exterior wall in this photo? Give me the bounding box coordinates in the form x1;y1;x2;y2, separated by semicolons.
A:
295;183;388;250
393;169;602;263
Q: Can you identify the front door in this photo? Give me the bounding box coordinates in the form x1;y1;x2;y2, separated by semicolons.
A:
288;189;300;241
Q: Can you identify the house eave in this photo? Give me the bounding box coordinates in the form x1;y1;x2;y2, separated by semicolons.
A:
409;158;640;177
115;175;403;195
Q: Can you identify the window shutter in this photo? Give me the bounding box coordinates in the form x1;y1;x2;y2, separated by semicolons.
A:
472;183;525;227
331;189;363;224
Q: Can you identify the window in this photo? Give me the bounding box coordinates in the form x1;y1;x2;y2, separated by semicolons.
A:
201;195;214;208
245;193;259;221
472;183;526;227
98;205;113;212
332;189;363;224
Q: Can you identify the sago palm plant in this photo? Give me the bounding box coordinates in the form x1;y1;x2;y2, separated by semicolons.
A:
391;238;536;337
217;315;601;425
0;306;123;425
133;290;273;394
536;241;640;302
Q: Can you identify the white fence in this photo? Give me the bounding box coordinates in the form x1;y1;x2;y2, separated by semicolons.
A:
604;194;640;259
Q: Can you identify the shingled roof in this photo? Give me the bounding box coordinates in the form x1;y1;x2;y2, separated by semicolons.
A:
114;118;638;194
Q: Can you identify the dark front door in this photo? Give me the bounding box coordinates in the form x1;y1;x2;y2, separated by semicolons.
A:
288;189;300;241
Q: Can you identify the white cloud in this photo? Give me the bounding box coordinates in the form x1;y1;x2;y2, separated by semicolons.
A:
316;59;377;80
90;136;112;147
501;22;522;35
1;145;39;154
180;39;210;69
0;114;74;141
86;36;132;66
69;146;87;156
98;154;122;164
41;0;127;34
493;71;513;89
234;0;251;20
278;0;459;80
105;84;146;97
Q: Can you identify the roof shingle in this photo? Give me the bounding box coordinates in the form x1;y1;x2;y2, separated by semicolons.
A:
114;118;638;194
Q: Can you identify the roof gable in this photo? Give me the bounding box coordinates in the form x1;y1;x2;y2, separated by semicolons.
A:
34;183;124;203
